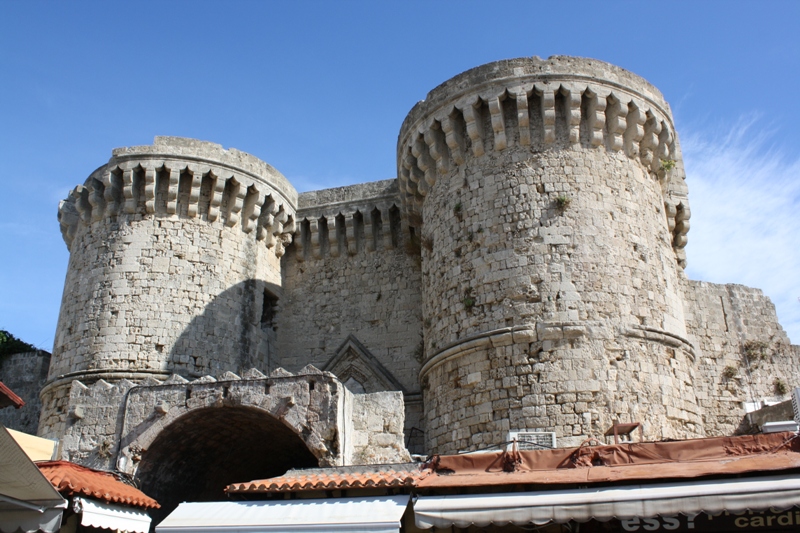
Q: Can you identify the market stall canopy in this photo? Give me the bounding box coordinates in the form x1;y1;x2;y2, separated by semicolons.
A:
417;432;800;487
413;473;800;529
157;495;410;533
73;496;153;533
5;428;57;462
0;425;67;533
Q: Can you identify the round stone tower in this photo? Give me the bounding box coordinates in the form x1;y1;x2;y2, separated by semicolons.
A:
40;136;297;436
398;56;699;453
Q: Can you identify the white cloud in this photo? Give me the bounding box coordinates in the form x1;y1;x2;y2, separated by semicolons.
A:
682;117;800;344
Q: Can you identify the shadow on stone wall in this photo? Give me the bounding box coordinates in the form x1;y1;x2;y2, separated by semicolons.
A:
169;280;282;378
0;350;51;433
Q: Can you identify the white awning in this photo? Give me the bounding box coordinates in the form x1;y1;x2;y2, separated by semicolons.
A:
157;495;409;533
0;425;67;533
74;497;152;533
414;473;800;529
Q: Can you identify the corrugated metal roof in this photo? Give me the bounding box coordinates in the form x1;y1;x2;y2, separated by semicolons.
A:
228;464;428;493
37;461;159;509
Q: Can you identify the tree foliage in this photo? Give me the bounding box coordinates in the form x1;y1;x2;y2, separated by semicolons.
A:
0;330;37;357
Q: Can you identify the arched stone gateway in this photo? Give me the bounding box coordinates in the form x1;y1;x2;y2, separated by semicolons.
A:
134;405;318;524
41;366;410;509
115;369;344;476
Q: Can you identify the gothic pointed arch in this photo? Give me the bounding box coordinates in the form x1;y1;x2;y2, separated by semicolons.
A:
322;334;407;394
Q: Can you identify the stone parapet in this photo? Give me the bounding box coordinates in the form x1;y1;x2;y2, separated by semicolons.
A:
294;180;408;261
59;136;297;257
397;56;689;267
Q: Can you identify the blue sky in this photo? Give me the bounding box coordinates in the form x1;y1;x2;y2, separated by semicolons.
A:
1;1;798;348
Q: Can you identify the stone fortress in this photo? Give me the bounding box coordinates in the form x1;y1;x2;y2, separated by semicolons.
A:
19;56;799;515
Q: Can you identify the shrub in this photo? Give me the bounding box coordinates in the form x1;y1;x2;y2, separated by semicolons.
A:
742;340;769;363
0;330;36;358
774;378;789;396
463;287;475;310
555;195;571;210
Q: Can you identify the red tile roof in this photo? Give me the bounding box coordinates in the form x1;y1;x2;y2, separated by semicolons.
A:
227;465;428;493
37;461;159;509
0;381;25;409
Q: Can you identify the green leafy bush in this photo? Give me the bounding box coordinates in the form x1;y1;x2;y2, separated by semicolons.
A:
0;330;37;358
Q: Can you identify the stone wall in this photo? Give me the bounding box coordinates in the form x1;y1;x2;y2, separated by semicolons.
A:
422;325;700;453
682;279;800;435
40;364;408;522
278;180;424;453
51;216;282;380
347;391;411;464
0;350;50;433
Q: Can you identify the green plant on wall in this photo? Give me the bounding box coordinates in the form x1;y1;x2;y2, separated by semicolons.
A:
742;340;769;364
453;201;464;221
659;159;676;172
774;377;789;396
462;287;475;310
0;330;36;358
555;195;571;210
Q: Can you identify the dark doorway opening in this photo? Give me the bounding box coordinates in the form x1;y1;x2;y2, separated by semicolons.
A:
135;406;318;526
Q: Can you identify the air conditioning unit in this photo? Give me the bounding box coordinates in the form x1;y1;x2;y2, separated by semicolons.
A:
762;421;799;434
507;430;556;450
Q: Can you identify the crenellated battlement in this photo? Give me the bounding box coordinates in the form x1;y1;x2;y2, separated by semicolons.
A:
58;137;298;257
293;180;409;261
397;56;690;262
294;203;407;261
